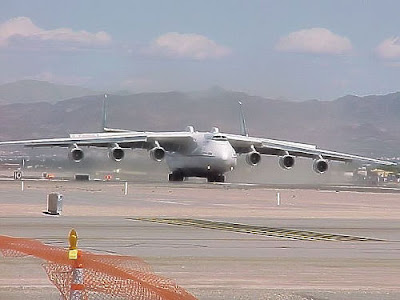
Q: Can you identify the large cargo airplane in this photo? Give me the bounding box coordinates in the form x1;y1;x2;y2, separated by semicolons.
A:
0;96;396;182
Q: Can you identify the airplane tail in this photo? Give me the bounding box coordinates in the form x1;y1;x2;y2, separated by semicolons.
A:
238;101;249;136
102;94;108;132
102;94;130;133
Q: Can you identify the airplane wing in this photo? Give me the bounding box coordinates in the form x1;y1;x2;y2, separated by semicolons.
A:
226;133;396;166
0;131;194;151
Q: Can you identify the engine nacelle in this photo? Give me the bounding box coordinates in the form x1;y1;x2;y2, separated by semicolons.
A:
68;146;84;162
279;155;295;170
109;146;125;162
246;151;261;166
150;146;166;162
313;158;329;174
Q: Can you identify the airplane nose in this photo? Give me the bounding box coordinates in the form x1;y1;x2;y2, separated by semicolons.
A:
214;154;236;172
221;152;229;160
226;155;237;169
230;156;237;168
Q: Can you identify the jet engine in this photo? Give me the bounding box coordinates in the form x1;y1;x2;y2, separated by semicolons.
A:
313;158;329;174
246;151;261;166
279;154;295;169
68;146;84;162
149;146;166;162
108;146;125;162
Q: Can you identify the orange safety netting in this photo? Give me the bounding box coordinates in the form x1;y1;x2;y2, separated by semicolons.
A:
0;235;197;300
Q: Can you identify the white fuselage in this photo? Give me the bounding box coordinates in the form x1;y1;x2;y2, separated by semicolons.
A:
165;132;237;177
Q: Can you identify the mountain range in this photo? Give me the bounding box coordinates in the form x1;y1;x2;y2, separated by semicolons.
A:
0;80;98;104
0;80;399;157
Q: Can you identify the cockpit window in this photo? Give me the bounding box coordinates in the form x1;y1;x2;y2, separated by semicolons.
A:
212;135;228;141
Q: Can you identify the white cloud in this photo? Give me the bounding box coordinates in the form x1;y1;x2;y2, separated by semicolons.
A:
275;28;352;55
0;16;111;49
149;32;231;59
376;37;400;59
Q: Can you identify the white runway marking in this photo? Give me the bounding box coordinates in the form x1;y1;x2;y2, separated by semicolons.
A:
156;200;191;206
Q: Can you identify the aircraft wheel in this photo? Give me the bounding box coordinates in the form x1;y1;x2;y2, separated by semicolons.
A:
207;174;225;183
169;171;184;182
216;175;225;183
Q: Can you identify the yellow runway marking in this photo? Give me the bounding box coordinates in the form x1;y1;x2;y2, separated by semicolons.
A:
132;218;384;242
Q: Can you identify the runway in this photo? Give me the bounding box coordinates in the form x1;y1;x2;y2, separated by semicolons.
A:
1;179;400;299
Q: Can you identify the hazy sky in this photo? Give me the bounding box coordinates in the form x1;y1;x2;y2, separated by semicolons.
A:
1;0;400;100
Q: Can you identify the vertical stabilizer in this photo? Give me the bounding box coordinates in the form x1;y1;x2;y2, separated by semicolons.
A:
102;94;108;132
238;101;249;137
101;94;130;133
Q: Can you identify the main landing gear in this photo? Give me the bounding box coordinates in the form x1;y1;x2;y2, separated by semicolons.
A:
168;171;184;182
168;172;225;183
207;174;225;183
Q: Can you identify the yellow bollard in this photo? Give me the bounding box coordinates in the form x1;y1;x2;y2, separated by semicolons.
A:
68;229;84;300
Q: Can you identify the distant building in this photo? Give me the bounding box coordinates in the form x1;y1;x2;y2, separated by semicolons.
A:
353;167;400;185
